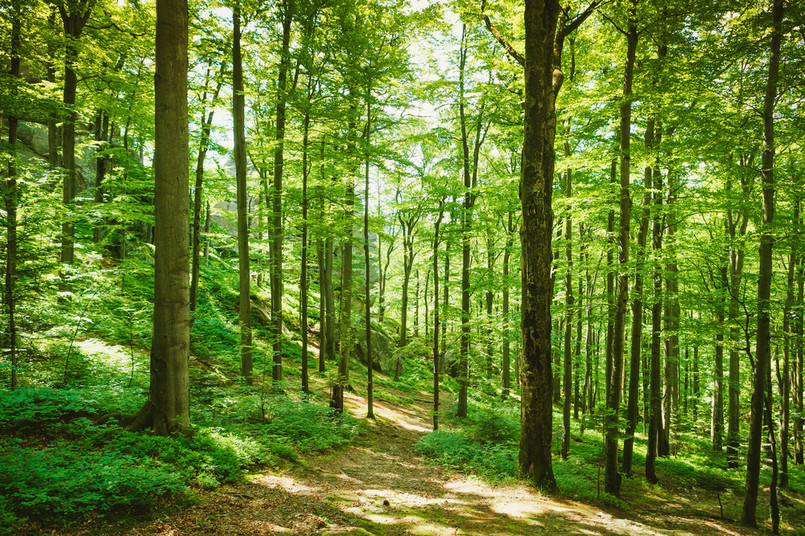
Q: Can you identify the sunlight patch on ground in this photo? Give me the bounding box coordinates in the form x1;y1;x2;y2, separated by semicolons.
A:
256;473;319;494
74;338;146;376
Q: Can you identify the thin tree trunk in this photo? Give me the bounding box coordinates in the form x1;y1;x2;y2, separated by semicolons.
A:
270;0;293;384
502;211;514;399
742;0;782;525
646;148;664;485
5;0;21;390
606;2;637;495
433;200;444;430
624;118;653;476
58;1;93;267
233;3;252;382
561;159;574;460
662;168;680;456
301;110;311;395
364;97;373;418
190;62;225;314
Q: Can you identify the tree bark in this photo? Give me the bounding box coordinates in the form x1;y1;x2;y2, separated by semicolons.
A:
149;0;190;435
233;2;252;383
646;149;664;484
519;0;560;492
561;158;574;460
58;0;94;267
742;0;782;526
432;200;444;430
4;0;21;390
624;118;653;476
190;62;225;314
606;2;637;495
270;0;294;384
502;211;514;399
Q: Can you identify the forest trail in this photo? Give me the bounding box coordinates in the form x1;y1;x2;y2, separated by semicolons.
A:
105;387;774;536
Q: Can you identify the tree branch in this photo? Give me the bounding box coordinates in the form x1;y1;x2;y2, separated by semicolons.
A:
480;0;525;67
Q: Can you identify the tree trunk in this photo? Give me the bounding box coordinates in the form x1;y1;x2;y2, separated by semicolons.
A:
519;0;559;492
324;236;336;363
712;270;725;452
662;170;680;456
726;156;751;467
270;0;293;384
301;110;312;395
502;211;514;399
148;0;190;435
58;1;93;267
624;118;653;476
561;161;574;460
646;148;664;484
605;4;637;496
233;2;252;383
364;97;373;418
433;200;444;430
742;0;782;526
4;0;21;390
190;62;224;314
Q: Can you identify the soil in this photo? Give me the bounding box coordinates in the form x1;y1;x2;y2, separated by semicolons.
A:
41;386;801;536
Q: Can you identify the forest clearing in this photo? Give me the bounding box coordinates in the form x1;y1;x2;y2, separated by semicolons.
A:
2;0;804;534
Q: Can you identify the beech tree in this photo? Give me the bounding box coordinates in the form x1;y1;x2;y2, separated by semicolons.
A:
139;0;190;435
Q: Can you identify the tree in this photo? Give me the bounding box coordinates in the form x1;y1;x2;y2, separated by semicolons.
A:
4;0;22;390
518;0;560;492
57;0;96;269
141;0;190;435
233;0;252;382
742;0;783;526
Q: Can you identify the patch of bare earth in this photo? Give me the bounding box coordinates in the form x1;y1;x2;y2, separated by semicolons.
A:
45;388;797;536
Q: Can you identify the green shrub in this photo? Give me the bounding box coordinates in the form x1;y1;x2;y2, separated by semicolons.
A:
414;430;517;479
0;388;93;434
0;443;184;525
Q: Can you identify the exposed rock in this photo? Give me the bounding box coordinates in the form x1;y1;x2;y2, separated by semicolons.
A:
353;323;403;376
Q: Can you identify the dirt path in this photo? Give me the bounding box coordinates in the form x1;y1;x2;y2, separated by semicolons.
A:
108;389;775;536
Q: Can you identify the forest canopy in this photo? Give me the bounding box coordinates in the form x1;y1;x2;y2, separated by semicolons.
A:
1;0;804;533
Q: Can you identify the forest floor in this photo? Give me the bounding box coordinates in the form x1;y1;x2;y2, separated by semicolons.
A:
47;383;803;536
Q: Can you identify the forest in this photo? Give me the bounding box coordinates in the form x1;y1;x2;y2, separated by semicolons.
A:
1;0;804;534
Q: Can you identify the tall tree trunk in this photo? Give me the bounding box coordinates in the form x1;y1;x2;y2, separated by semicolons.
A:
317;235;326;373
324;236;336;363
742;0;782;526
458;25;472;418
779;199;797;488
58;1;93;267
646;149;664;484
233;3;252;382
519;0;559;492
433;200;444;430
301;110;312;395
486;235;496;379
270;0;294;383
726;155;751;468
713;269;725;451
47;7;61;169
796;257;805;465
4;0;21;390
502;211;514;399
561;159;574;460
93;110;109;244
190;62;225;314
624;118;653;476
605;3;637;496
662;170;680;456
364;97;373;418
148;0;190;435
